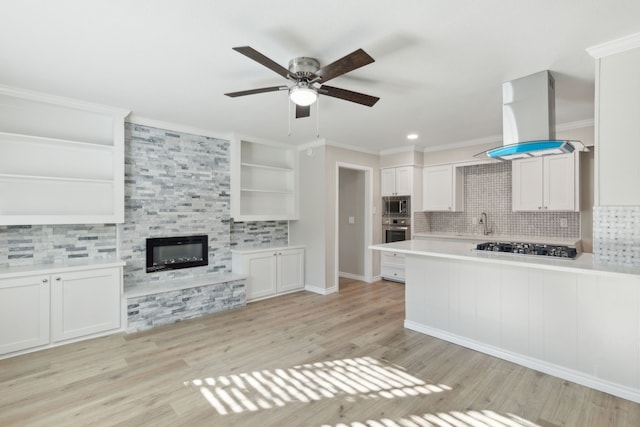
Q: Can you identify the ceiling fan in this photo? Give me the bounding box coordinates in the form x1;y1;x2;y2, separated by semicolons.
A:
224;46;380;118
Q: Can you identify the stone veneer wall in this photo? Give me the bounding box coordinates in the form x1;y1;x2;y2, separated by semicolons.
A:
593;206;640;267
127;279;246;332
230;220;289;248
0;224;117;268
414;162;580;239
119;123;233;288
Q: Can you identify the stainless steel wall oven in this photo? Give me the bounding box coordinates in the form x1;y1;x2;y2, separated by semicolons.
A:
383;217;411;243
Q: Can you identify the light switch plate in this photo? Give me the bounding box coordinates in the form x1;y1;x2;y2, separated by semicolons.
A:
348;216;355;224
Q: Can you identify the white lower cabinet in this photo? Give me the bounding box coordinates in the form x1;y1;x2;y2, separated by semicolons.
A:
232;246;304;301
381;252;405;282
0;275;50;354
0;263;123;358
51;268;121;342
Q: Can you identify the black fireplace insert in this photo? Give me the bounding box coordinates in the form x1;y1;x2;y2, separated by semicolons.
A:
146;235;208;273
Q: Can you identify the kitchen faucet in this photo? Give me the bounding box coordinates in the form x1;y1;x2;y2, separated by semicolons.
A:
480;212;492;236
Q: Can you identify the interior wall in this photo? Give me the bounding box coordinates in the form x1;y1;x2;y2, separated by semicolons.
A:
289;145;327;290
325;144;380;290
338;168;365;277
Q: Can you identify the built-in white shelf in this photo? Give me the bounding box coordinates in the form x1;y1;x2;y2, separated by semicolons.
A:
0;85;129;225
231;135;298;221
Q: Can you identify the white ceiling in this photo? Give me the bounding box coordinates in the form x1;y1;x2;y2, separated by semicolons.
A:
2;0;640;153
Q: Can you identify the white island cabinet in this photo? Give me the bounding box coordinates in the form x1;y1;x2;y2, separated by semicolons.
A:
232;246;304;301
371;239;640;403
0;261;124;359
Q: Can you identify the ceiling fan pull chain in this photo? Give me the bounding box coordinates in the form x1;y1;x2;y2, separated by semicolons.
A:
316;96;320;138
288;98;292;136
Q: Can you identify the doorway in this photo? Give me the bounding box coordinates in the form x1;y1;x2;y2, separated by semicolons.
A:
335;163;373;290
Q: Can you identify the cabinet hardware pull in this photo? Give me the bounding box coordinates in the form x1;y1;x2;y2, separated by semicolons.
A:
55;277;61;281
42;278;48;283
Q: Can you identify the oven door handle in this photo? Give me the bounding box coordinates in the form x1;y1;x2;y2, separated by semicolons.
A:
387;226;409;230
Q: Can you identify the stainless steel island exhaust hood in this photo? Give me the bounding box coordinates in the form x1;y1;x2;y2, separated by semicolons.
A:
475;70;586;161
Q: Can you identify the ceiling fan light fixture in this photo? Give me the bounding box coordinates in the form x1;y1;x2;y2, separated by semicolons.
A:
289;85;318;106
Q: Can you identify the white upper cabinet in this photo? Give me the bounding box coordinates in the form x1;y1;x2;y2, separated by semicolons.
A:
0;85;129;225
422;164;463;211
591;43;640;206
512;152;579;212
381;166;412;196
230;136;298;221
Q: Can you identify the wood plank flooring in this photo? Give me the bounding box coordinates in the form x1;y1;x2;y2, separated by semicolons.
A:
1;279;639;426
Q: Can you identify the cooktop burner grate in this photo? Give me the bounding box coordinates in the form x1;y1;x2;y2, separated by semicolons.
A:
475;241;578;259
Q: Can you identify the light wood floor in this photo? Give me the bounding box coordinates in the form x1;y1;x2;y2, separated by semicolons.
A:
1;279;639;426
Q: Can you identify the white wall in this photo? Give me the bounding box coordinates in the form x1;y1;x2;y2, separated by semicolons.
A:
290;142;380;293
325;144;380;290
339;168;365;277
289;145;327;290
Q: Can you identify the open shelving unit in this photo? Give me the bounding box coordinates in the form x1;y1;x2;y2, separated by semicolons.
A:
0;85;130;225
230;136;298;221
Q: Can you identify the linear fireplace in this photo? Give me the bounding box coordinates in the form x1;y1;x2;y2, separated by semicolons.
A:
146;235;208;273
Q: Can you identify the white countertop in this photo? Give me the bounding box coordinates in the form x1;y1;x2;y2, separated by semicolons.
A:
413;232;580;246
231;244;305;255
371;240;640;278
0;259;126;279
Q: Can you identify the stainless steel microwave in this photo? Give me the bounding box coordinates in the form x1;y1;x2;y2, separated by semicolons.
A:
383;196;409;216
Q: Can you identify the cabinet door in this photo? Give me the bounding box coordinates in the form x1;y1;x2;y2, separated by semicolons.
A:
0;275;50;354
512;157;543;211
423;165;454;211
544;153;577;211
244;252;278;301
394;166;412;196
597;47;640;205
380;168;396;196
51;268;121;342
277;249;305;293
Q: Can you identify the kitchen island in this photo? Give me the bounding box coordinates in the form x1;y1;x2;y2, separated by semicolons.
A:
371;239;640;403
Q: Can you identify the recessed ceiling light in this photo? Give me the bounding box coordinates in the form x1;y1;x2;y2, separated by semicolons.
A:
407;133;419;140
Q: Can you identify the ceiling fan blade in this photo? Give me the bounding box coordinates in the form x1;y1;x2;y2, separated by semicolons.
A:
224;86;287;97
319;85;380;107
314;48;374;83
295;104;310;119
232;46;290;79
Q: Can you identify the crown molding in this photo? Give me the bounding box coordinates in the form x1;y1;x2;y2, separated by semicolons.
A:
587;32;640;58
127;115;231;140
422;134;502;153
379;144;422;155
0;84;130;117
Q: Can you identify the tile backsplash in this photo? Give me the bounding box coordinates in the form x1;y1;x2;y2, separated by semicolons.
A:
593;206;640;267
0;224;117;268
415;162;580;240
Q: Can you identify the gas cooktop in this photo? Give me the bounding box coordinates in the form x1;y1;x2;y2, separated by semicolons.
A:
475;241;578;259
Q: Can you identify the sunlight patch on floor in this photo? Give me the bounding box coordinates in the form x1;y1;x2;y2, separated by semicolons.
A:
319;409;540;427
187;356;451;416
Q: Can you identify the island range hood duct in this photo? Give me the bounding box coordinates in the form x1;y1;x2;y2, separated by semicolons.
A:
475;70;586;161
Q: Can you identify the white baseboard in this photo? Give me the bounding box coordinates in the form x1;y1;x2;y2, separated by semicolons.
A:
404;320;640;404
338;272;366;281
305;284;338;295
369;275;382;283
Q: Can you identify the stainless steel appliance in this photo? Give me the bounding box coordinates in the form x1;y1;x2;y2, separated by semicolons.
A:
383;196;409;217
475;241;578;259
383;217;411;243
